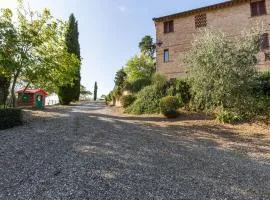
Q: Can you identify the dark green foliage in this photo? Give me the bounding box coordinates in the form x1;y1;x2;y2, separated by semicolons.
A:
125;85;164;114
94;82;98;101
167;79;191;104
58;13;81;103
0;76;10;107
250;72;270;117
120;95;136;108
58;85;74;105
124;78;151;93
253;72;270;96
0;108;22;130
160;96;180;118
114;68;127;89
139;35;156;58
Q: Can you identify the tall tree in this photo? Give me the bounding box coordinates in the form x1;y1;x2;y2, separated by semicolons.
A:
114;68;127;89
94;82;98;101
58;13;81;104
139;35;156;58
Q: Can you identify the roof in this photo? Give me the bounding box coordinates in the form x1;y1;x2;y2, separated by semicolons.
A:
153;0;249;22
16;88;49;96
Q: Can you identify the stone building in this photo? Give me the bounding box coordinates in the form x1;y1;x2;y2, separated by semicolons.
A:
153;0;270;78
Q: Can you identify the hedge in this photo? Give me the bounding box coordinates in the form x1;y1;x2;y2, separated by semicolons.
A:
0;108;23;130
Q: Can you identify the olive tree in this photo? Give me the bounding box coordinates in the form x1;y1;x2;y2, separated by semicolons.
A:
185;28;261;117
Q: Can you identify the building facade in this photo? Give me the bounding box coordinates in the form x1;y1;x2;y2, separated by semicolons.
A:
153;0;270;79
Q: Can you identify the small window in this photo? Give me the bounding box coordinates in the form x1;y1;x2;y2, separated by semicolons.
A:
164;21;174;33
164;49;169;63
260;33;269;50
250;0;266;17
195;13;207;28
265;52;270;61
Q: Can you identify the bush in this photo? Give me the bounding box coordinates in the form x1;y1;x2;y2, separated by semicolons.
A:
0;108;23;130
216;109;242;124
160;96;180;118
152;73;168;89
125;85;164;114
124;78;151;93
120;95;136;108
168;79;191;104
253;72;270;96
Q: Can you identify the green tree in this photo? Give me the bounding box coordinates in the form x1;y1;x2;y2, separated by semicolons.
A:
58;13;81;103
139;35;156;58
124;54;154;82
0;2;79;107
94;82;98;101
185;28;261;117
114;68;127;88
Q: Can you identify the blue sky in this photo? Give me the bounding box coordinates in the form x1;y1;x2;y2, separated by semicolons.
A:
1;0;226;96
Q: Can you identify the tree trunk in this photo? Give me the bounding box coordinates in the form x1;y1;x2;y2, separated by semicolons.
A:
11;70;20;108
0;76;11;108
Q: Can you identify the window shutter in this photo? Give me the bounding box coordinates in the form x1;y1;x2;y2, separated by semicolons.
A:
169;21;174;32
258;1;266;15
164;22;167;33
250;2;258;16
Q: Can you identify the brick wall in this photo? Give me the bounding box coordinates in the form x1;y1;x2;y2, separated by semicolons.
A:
155;0;270;79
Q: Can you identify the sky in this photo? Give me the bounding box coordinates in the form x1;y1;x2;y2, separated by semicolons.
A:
0;0;226;97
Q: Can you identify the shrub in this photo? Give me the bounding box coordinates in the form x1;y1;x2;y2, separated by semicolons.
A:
168;79;191;104
0;108;23;130
124;78;151;93
216;109;242;124
125;85;164;114
253;72;270;96
120;95;136;108
160;96;180;118
152;73;168;89
185;28;261;115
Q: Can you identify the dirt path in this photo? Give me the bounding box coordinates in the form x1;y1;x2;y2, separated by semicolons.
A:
0;103;269;200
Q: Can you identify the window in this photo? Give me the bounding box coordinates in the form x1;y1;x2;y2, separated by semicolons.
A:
164;49;169;63
164;21;174;33
250;0;266;16
195;13;207;28
265;52;270;61
260;33;269;50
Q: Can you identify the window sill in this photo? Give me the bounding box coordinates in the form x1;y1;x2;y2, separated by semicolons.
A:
249;13;268;18
164;31;174;34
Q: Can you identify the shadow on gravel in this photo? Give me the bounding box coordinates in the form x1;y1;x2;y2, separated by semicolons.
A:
70;111;270;199
1;103;269;199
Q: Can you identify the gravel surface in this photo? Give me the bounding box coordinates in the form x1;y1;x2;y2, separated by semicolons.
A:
0;103;270;200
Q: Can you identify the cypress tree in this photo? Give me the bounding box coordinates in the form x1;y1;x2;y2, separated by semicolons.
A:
94;82;98;101
58;13;81;104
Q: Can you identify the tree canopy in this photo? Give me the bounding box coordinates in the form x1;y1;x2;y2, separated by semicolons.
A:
185;28;261;116
139;35;156;58
124;54;154;82
0;1;79;106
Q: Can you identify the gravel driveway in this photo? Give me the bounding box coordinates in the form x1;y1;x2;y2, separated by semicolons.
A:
0;103;269;200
